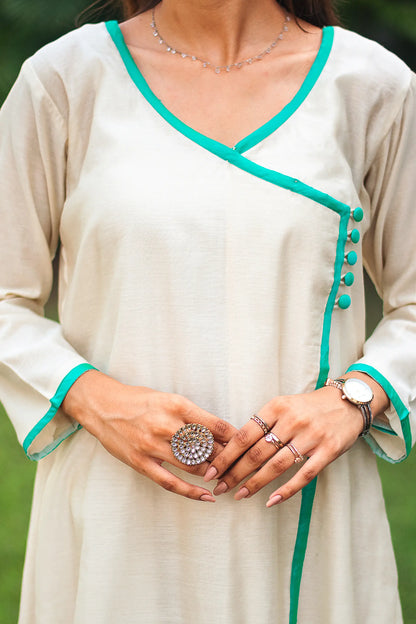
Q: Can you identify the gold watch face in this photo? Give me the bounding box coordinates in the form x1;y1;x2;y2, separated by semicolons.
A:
343;378;374;405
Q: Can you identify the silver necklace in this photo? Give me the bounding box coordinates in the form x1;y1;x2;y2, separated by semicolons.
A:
150;8;290;74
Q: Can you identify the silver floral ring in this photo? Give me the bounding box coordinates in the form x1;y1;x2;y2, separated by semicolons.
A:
171;423;214;465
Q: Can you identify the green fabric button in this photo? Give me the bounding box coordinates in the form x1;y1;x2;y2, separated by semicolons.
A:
350;229;360;244
344;272;355;286
338;294;351;309
353;207;364;222
346;251;358;265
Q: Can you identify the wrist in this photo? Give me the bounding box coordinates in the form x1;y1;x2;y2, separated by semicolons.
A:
319;384;364;437
324;380;371;436
325;372;390;437
61;369;120;429
341;371;389;420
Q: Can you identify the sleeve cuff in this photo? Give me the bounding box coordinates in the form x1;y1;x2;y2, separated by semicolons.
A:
346;363;412;463
23;363;97;461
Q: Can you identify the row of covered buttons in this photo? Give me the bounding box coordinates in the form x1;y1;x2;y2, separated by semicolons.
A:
336;207;363;310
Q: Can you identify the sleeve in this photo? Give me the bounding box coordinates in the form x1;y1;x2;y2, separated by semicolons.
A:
347;72;416;463
0;59;97;461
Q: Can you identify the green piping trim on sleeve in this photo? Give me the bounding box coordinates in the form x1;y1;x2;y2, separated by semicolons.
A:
372;423;397;436
235;26;334;154
288;203;349;623
26;423;83;462
23;363;97;461
346;363;412;461
105;21;334;158
363;434;408;465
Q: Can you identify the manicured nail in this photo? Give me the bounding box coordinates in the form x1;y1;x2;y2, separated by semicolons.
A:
235;486;250;500
200;494;216;502
213;481;228;495
204;466;218;482
266;494;282;508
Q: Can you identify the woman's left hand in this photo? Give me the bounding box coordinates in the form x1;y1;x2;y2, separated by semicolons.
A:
203;386;365;506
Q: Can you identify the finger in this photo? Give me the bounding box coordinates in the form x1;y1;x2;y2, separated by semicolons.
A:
266;452;328;507
233;444;307;500
164;440;226;476
181;404;238;444
204;418;270;481
212;437;277;494
143;459;216;502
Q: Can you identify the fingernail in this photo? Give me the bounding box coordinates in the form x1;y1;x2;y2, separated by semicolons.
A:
204;466;218;482
266;494;282;508
200;494;216;502
235;486;250;501
213;481;228;495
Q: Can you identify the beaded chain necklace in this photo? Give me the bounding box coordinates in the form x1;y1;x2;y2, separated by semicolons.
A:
150;8;290;74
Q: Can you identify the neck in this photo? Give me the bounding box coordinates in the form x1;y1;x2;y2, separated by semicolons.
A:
155;0;288;66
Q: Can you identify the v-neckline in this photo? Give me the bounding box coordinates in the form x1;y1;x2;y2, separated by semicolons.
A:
105;20;334;159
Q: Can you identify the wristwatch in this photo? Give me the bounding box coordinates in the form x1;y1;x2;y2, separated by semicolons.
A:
324;377;374;437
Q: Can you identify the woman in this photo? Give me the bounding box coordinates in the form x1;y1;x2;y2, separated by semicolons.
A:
0;0;415;622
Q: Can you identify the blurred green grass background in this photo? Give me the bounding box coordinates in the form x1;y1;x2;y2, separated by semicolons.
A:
1;1;416;623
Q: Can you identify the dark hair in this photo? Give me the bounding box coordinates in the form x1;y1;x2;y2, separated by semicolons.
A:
77;0;340;28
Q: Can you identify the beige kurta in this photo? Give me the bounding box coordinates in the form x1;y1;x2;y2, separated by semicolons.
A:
0;19;415;624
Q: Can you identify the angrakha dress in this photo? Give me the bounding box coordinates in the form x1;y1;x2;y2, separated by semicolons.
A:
0;19;415;624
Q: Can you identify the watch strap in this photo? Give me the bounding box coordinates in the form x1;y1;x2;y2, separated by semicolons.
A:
358;403;372;437
324;378;344;392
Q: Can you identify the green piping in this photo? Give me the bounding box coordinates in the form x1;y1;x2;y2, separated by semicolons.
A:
105;21;334;158
228;154;348;214
107;25;348;217
289;478;317;623
106;20;237;161
372;423;396;436
316;208;350;387
23;363;97;461
289;202;349;624
235;26;334;154
347;363;412;461
27;424;83;462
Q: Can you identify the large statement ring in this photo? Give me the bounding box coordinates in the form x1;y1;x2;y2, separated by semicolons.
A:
171;423;214;465
264;431;285;451
286;443;304;464
250;414;270;435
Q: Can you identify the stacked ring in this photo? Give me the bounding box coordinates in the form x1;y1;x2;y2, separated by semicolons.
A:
264;431;285;451
250;414;270;435
286;443;304;464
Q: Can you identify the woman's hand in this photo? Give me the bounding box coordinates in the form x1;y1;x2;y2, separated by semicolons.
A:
62;370;237;502
204;375;388;507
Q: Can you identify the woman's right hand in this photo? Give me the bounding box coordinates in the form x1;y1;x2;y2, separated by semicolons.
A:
62;370;236;502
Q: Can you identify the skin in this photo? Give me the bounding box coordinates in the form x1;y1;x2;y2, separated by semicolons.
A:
62;0;390;506
118;0;323;147
204;373;389;506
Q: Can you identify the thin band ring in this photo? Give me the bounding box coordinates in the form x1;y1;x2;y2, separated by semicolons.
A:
264;431;285;451
286;443;304;464
250;414;270;435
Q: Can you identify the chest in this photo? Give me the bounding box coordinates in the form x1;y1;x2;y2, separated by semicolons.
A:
127;47;322;148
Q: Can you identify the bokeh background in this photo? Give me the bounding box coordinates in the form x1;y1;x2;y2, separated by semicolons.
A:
0;1;415;622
